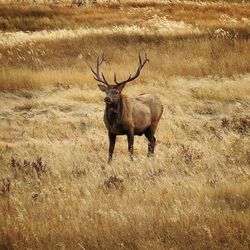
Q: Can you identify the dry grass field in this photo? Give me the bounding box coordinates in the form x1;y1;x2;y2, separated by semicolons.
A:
0;1;250;249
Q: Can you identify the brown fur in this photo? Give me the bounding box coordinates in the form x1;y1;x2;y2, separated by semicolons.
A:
91;54;163;162
103;92;163;162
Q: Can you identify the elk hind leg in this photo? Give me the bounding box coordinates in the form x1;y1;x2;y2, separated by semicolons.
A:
145;128;156;157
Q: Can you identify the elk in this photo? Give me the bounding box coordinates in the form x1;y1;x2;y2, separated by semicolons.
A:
90;53;163;163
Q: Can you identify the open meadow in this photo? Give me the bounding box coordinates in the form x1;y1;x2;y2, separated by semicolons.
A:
0;0;250;249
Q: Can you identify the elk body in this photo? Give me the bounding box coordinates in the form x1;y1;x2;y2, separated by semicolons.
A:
90;53;163;163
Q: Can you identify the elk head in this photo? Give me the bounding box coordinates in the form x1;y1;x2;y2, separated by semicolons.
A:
90;53;149;106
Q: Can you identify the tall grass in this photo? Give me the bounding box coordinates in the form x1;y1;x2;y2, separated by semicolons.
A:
0;1;250;249
1;36;249;91
0;73;249;249
0;1;249;32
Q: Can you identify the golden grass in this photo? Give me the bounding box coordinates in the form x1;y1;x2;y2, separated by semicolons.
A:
0;1;249;33
0;74;249;249
190;77;250;101
1;36;250;92
0;1;250;249
0;67;88;91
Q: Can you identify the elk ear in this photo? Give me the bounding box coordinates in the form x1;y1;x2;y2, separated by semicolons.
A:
116;83;125;92
98;84;107;92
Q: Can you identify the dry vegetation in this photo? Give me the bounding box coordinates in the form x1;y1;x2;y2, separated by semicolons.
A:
0;1;250;249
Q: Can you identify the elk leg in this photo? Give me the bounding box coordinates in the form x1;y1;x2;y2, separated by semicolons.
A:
145;129;156;157
108;132;116;163
127;130;134;160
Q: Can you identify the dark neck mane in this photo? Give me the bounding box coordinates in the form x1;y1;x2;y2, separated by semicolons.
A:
105;96;123;125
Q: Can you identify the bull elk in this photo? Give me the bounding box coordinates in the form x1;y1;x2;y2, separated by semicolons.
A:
90;53;163;163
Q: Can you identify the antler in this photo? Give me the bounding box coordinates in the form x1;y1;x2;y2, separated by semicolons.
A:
114;52;149;87
90;54;110;87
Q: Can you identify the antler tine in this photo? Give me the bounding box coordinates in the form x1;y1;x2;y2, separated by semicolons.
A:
90;54;110;86
102;73;109;84
98;54;105;67
90;66;98;78
141;52;149;68
115;52;149;86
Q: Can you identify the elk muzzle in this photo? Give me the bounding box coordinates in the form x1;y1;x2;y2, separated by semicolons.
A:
104;97;111;103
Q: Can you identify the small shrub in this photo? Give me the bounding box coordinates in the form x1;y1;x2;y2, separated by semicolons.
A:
72;167;86;178
32;157;48;178
221;116;250;134
180;144;203;164
1;178;11;195
11;156;49;179
104;175;124;190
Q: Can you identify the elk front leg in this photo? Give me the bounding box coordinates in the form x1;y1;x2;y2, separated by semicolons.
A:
108;132;116;163
127;130;134;160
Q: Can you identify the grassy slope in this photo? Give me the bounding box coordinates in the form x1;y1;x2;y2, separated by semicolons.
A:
0;1;250;249
0;75;249;249
0;2;249;32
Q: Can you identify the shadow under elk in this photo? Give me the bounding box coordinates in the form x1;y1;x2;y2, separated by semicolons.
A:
90;53;163;163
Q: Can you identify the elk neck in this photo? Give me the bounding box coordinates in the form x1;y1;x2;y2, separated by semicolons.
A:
105;95;125;125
